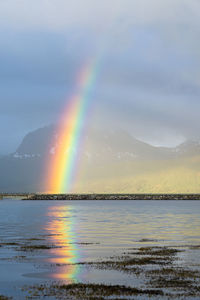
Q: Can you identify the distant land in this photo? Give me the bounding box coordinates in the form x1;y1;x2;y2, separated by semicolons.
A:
0;124;200;193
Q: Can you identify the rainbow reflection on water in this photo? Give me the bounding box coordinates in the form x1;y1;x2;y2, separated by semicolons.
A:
45;205;80;281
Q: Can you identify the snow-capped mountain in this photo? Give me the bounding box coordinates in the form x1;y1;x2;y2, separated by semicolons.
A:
1;125;200;193
12;125;177;162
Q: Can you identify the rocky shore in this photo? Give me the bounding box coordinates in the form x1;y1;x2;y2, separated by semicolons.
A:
0;193;34;200
22;193;200;200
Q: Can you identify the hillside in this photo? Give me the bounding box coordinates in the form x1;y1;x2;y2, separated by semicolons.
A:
74;156;200;193
0;125;200;193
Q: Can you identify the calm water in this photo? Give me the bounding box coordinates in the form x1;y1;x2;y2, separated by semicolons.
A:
0;199;200;299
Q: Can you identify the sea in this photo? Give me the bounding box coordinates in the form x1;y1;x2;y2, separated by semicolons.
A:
0;199;200;299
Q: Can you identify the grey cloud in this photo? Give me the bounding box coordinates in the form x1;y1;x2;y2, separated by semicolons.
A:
0;30;87;84
0;0;200;153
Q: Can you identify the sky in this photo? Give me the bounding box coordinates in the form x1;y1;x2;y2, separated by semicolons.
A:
0;0;200;154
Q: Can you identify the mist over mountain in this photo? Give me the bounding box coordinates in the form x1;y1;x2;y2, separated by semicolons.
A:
0;125;200;193
16;125;54;157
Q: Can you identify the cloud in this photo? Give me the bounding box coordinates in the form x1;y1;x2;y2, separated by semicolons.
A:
0;0;199;38
0;0;200;152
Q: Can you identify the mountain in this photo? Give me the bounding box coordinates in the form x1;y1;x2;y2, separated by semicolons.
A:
15;125;55;158
14;125;174;162
176;140;200;156
0;125;200;193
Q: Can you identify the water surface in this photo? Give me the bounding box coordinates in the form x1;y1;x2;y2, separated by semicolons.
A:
0;200;200;299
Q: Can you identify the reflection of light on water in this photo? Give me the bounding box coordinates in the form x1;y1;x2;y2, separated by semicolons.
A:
45;205;80;281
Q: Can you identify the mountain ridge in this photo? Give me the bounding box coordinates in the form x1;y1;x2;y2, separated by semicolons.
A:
1;125;200;193
13;125;189;160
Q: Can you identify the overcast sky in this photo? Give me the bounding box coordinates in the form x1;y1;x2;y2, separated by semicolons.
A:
0;0;200;154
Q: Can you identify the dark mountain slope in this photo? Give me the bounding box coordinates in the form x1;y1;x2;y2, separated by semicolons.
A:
0;125;200;193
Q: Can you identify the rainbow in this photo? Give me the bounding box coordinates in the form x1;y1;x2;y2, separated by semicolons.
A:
46;58;99;193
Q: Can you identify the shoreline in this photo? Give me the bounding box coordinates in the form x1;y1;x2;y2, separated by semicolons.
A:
2;193;200;200
11;193;200;200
